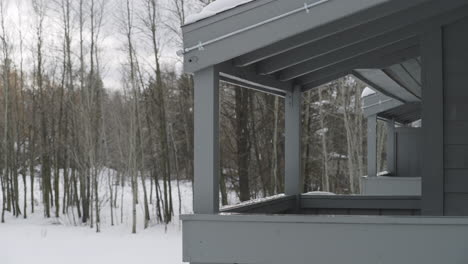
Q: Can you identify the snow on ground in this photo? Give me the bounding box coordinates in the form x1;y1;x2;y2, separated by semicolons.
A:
0;170;193;264
0;168;244;264
185;0;254;24
0;214;183;264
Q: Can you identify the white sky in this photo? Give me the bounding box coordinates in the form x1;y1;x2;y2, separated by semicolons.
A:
3;0;203;90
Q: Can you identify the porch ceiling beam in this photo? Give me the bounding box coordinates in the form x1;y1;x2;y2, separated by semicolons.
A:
359;45;420;69
217;61;292;95
294;39;419;85
183;0;429;73
352;70;408;103
278;37;419;81
301;71;350;92
362;96;404;117
278;35;419;81
257;18;419;75
383;65;422;98
234;0;468;68
355;68;419;103
220;75;286;97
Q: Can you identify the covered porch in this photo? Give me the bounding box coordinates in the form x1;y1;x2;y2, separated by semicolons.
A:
181;0;468;263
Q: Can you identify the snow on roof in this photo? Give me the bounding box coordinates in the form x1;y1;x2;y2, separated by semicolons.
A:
361;87;376;98
185;0;254;24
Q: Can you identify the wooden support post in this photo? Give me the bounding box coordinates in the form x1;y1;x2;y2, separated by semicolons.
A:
193;66;220;214
421;28;444;216
367;114;377;177
285;85;302;196
386;119;396;175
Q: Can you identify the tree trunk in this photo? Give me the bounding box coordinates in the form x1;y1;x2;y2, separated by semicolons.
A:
235;87;250;202
317;86;330;192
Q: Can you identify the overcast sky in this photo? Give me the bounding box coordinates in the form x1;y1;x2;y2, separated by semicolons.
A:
3;0;202;90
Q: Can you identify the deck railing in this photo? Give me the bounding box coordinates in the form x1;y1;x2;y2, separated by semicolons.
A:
220;194;421;215
182;212;468;264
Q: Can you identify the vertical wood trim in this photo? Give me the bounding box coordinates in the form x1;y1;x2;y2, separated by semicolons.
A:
421;28;444;216
193;66;220;214
386;119;396;175
285;85;302;195
367;114;377;177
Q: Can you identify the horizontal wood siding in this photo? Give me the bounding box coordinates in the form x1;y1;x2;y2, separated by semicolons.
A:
445;193;468;216
445;145;468;169
443;16;468;215
445;121;468;144
395;128;422;177
445;170;468;193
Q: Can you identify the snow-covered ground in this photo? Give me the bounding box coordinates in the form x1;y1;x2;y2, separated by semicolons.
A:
0;167;244;264
0;214;183;264
0;170;205;264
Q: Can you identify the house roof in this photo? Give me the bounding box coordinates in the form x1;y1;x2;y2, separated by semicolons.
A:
181;0;468;102
361;89;421;124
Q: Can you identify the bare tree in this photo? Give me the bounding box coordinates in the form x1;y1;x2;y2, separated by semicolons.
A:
142;0;173;223
317;86;330;192
0;0;10;223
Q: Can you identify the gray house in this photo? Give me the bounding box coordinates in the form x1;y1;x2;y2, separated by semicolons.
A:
180;0;468;263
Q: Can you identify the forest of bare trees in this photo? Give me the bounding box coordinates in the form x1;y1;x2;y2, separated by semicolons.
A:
0;0;380;233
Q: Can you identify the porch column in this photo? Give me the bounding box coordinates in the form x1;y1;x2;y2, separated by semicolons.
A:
367;114;377;177
421;28;444;215
285;85;302;195
193;66;220;214
386;119;396;175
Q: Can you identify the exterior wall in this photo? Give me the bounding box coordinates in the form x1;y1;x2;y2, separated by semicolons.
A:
361;127;421;196
361;176;421;196
443;16;468;215
395;127;422;177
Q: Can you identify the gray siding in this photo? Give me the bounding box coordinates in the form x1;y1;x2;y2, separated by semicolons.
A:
395;127;422;177
443;16;468;215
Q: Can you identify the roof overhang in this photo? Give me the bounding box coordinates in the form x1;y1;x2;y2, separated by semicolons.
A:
361;91;421;124
181;0;468;100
